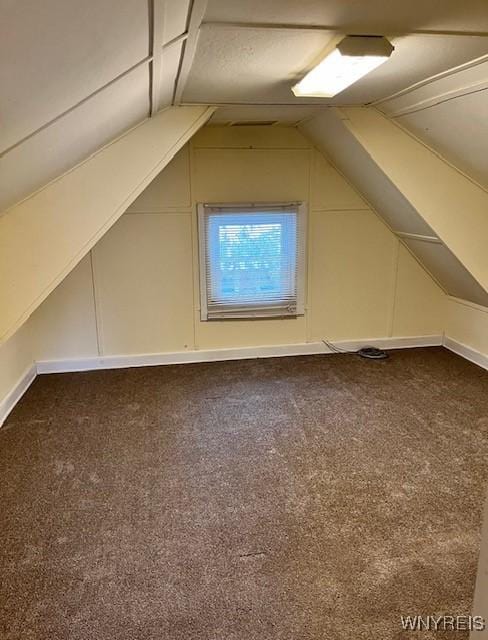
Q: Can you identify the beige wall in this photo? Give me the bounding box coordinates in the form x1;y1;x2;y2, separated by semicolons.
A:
25;125;444;363
445;297;488;356
31;255;99;361
0;319;34;417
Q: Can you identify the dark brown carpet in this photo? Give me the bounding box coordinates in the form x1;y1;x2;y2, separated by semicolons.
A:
1;347;488;639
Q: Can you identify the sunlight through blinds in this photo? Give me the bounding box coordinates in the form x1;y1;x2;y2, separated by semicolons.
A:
198;203;306;320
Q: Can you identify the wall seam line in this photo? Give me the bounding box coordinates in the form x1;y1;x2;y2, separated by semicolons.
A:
189;139;198;351
388;239;401;337
89;251;103;357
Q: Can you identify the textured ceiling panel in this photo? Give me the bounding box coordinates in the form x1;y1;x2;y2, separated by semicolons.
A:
0;65;150;212
182;26;334;105
0;0;149;153
204;0;488;33
183;27;488;106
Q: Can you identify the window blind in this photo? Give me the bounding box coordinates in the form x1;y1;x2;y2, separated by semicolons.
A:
198;203;306;320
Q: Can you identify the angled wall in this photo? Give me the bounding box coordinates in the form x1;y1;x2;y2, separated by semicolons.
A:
0;106;214;345
299;108;488;307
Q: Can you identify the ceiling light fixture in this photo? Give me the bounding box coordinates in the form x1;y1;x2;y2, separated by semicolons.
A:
292;36;394;98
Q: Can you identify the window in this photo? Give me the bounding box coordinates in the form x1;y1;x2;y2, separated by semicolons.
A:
198;203;306;320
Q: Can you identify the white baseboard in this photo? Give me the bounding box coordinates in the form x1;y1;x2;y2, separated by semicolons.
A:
0;364;37;427
0;335;445;423
337;335;442;351
7;335;485;428
443;336;488;371
36;335;443;374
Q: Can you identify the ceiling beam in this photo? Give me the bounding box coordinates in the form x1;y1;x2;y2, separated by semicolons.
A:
301;107;488;302
173;0;208;104
201;20;488;38
150;0;166;116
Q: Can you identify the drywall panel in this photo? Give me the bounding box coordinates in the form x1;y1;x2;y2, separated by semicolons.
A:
196;316;307;350
391;244;445;337
300;110;435;235
192;125;311;149
193;148;310;203
403;239;488;307
0;321;33;408
30;256;98;361
0;105;214;345
445;298;488;357
126;146;191;212
396;90;488;190
164;0;190;45
92;214;194;355
0;0;149;151
308;210;397;341
311;149;367;211
0;64;150;212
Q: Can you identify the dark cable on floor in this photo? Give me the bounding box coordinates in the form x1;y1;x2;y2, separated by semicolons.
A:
322;339;389;360
321;339;357;354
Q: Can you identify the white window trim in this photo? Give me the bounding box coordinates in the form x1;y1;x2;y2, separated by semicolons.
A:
197;202;307;321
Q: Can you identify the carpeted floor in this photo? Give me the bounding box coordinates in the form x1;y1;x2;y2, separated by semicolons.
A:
1;347;488;639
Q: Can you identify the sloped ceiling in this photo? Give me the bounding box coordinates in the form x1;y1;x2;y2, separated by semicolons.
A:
3;0;488;318
0;106;214;344
0;0;192;212
299;108;488;306
3;0;488;211
376;59;488;190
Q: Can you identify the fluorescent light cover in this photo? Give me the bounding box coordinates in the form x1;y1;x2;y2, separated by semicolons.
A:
292;36;393;98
